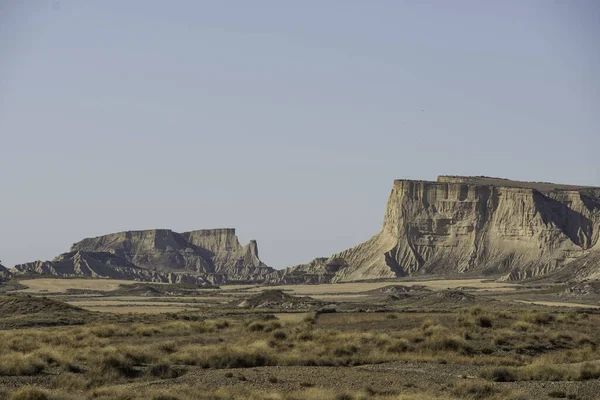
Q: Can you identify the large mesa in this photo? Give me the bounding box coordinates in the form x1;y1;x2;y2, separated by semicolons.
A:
276;176;600;283
14;228;275;284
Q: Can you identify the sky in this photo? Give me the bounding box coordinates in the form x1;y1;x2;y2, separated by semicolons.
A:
1;0;599;269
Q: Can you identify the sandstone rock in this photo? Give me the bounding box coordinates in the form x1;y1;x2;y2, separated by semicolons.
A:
11;176;600;285
15;228;274;284
12;250;211;285
0;263;9;278
70;228;274;281
284;176;600;283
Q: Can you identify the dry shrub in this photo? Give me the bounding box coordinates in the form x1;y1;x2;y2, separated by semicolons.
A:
510;321;535;332
522;312;555;325
451;380;499;399
272;330;287;341
161;321;213;335
157;340;178;354
133;324;163;337
87;350;141;385
247;321;266;331
387;338;410;353
147;362;181;379
9;387;51;400
0;353;46;376
7;388;80;400
50;372;88;391
120;345;157;364
482;362;600;382
172;343;273;369
247;320;281;333
458;309;494;328
89;324;130;338
422;327;467;352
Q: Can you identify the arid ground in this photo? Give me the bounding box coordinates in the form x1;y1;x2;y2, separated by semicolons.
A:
1;277;599;400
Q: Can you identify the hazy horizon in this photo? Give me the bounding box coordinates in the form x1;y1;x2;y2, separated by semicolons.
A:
1;1;599;269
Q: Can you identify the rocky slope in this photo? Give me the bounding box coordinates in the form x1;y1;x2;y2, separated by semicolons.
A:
280;176;600;283
13;251;212;285
0;263;9;279
14;228;275;284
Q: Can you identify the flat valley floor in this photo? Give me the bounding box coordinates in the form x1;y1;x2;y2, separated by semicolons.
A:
1;276;600;400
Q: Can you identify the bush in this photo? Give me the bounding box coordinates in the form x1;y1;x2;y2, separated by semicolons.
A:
477;315;493;328
524;312;555;325
511;321;535;332
147;363;180;379
481;366;518;382
192;347;272;369
0;354;46;376
482;363;600;382
451;380;499;399
247;322;265;332
272;331;287;341
95;353;140;380
50;372;88;390
387;338;410;353
578;363;600;380
9;388;50;400
424;334;466;352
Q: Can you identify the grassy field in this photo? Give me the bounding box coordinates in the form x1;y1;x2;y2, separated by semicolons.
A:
514;300;600;309
2;277;599;399
1;301;599;399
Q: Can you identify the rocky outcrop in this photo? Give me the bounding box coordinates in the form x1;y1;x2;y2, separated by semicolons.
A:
234;290;322;310
271;258;347;284
284;176;600;283
9;176;600;285
12;251;212;284
0;263;9;279
15;228;275;284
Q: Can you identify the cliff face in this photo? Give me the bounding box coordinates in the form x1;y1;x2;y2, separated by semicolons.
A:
16;228;274;284
13;251;210;284
8;176;600;285
287;176;600;283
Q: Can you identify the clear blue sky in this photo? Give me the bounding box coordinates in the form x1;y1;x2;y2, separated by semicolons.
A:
1;1;599;269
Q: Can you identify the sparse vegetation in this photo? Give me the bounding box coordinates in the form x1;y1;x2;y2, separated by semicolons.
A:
1;281;599;399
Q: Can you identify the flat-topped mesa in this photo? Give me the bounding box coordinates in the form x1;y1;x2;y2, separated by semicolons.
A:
181;228;243;254
16;228;275;284
285;176;600;283
437;175;600;193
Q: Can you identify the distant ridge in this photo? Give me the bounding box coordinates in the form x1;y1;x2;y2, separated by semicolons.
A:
14;228;275;284
9;176;600;285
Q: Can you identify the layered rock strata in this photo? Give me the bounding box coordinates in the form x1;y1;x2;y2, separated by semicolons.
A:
14;228;274;284
283;176;600;282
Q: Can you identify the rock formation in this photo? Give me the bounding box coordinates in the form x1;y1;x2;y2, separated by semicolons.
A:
13;251;210;285
14;228;274;284
0;262;9;279
279;176;600;283
8;176;600;284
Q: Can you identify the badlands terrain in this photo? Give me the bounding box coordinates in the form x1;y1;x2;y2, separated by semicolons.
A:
0;176;599;399
1;277;600;399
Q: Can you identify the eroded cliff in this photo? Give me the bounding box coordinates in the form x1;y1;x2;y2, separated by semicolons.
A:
14;228;274;284
285;176;600;282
